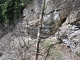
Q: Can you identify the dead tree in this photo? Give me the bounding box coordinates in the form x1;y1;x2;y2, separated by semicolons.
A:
34;0;45;60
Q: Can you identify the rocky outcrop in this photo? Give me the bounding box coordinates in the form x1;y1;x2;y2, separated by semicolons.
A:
58;10;80;54
22;0;80;54
54;0;80;55
11;0;80;52
0;0;80;60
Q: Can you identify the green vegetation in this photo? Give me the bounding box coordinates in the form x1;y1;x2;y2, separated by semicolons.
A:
41;40;62;60
50;46;62;60
0;0;31;27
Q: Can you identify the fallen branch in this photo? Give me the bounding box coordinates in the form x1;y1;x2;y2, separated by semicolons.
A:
46;9;61;15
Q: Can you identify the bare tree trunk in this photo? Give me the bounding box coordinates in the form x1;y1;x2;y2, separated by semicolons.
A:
34;0;45;60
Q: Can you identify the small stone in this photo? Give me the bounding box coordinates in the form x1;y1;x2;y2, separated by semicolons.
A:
0;52;3;57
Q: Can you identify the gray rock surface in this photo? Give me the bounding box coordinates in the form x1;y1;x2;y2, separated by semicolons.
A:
22;0;80;55
0;0;80;60
58;10;80;54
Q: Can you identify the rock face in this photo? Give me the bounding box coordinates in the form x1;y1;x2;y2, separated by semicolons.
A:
59;10;80;54
0;0;80;60
24;0;80;53
22;0;60;38
55;0;80;54
22;0;80;54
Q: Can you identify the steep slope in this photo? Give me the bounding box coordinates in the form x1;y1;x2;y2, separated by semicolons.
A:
0;0;80;60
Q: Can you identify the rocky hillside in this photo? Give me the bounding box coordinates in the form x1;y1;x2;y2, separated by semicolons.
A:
0;0;80;60
23;0;80;54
